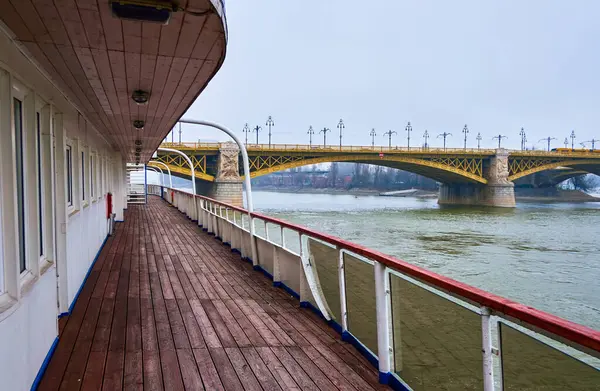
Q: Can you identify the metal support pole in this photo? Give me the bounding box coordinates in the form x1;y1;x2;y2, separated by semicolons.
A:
374;261;392;382
146;166;164;187
150;160;173;188
178;118;258;266
481;306;495;391
338;249;348;332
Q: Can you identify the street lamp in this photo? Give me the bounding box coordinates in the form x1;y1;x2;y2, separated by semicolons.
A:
405;121;413;150
320;127;331;147
370;128;376;148
519;127;526;151
423;130;429;149
337;119;345;149
476;132;482;150
383;130;397;148
253;125;262;145
437;132;452;151
583;138;599;150
493;134;508;149
462;124;469;150
178;122;182;144
563;137;569;148
242;123;250;145
539;137;557;152
266;116;274;148
570;130;576;150
307;126;315;147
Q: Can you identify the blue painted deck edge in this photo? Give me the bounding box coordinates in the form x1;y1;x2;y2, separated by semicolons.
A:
30;336;58;390
341;330;379;368
66;233;109;314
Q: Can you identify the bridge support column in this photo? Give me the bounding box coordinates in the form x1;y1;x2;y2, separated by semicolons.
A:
438;150;515;208
198;142;244;206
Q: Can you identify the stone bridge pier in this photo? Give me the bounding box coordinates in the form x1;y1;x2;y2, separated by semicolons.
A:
438;149;516;208
195;142;243;206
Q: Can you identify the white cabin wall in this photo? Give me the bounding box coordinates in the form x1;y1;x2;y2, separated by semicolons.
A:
0;30;126;390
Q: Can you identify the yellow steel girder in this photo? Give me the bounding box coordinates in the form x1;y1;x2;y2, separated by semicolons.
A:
245;154;488;184
154;153;214;181
508;159;600;181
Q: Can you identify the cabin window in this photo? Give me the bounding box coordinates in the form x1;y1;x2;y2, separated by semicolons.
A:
81;150;85;202
14;98;26;273
90;153;94;199
66;145;73;207
36;112;44;256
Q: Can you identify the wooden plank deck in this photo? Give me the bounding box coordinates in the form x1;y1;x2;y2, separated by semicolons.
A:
39;197;391;390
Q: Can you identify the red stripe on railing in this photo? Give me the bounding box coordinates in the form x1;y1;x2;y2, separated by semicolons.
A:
169;188;600;353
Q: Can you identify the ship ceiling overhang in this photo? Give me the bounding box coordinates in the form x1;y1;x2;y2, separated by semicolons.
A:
0;0;227;162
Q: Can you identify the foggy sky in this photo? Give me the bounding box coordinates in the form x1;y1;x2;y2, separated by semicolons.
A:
178;0;600;150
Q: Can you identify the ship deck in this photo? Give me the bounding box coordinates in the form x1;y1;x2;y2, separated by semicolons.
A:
39;197;389;390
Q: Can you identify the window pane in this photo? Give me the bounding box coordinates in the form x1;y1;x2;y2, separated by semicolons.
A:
500;323;600;390
66;147;72;205
37;112;43;256
391;274;483;390
14;98;26;273
307;238;341;322
344;253;377;354
81;151;85;200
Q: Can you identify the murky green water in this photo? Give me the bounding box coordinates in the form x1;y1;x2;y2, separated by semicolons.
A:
251;191;600;330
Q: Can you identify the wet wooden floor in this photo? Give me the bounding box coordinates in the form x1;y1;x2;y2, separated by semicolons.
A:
39;197;390;390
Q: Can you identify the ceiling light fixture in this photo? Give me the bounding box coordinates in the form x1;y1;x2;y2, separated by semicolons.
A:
135;139;143;146
111;1;177;24
131;89;150;105
133;120;145;129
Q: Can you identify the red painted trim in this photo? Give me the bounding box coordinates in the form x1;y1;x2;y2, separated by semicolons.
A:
169;188;600;353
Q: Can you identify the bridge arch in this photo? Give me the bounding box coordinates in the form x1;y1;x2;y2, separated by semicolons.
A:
507;159;600;182
246;154;488;184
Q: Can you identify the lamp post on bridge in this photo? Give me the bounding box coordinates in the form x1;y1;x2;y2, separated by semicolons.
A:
423;130;429;150
405;121;413;150
178;122;182;144
242;123;250;145
266;116;274;148
462;124;469;150
437;132;452;151
563;137;569;148
337;119;345;150
320;127;331;147
383;130;397;148
539;137;557;151
493;134;508;149
476;132;482;150
519;127;527;151
307;126;315;147
583;139;599;150
370;128;376;148
253;125;262;145
570;130;576;151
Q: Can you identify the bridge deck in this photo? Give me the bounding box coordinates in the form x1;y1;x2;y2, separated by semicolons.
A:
39;197;389;390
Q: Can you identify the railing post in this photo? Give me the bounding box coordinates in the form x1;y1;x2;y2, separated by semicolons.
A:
374;261;393;383
338;249;348;332
481;306;495;391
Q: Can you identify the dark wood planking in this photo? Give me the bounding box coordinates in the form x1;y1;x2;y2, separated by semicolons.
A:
38;198;392;390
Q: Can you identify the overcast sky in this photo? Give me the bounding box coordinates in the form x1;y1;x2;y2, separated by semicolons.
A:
176;0;600;150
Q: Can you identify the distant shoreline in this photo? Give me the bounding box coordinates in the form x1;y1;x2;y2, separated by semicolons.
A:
253;186;600;203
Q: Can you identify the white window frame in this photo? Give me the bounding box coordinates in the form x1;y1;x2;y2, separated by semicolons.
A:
80;143;88;208
12;80;30;279
90;151;96;202
66;142;74;209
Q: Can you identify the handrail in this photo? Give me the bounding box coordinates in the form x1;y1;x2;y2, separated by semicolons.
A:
162;186;600;354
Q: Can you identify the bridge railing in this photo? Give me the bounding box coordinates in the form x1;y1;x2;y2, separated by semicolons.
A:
159;141;498;154
149;184;600;390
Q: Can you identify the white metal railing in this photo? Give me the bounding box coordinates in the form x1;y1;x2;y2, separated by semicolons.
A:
148;184;600;390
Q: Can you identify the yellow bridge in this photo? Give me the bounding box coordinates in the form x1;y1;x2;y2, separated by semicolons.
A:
152;142;600;207
153;142;600;183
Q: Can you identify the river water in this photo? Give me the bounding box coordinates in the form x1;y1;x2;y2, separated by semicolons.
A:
250;191;600;330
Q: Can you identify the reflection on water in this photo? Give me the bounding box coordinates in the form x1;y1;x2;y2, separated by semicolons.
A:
251;191;600;330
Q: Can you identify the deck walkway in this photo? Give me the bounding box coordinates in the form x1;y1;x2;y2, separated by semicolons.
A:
39;197;390;390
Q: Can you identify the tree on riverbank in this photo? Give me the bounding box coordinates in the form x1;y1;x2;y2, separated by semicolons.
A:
567;175;598;191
